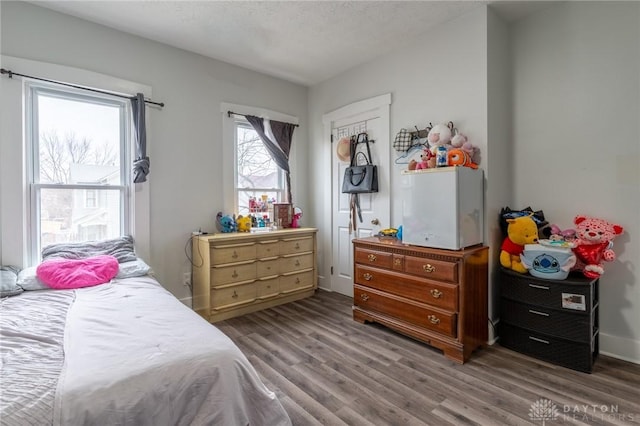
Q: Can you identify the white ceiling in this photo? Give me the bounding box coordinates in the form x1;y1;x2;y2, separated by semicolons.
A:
30;1;547;86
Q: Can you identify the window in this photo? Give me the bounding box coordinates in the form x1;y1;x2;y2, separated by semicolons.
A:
27;83;131;260
234;121;284;217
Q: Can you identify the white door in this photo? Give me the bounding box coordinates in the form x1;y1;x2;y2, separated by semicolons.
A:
330;108;390;297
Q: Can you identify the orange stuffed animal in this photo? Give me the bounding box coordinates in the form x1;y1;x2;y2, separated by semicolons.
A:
447;148;478;169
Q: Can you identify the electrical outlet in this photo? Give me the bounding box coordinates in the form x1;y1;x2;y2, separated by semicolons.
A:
183;272;191;287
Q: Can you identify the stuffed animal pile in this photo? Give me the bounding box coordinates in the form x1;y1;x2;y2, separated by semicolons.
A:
500;208;625;280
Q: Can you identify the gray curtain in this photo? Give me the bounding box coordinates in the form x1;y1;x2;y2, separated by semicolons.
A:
245;115;296;204
130;93;149;183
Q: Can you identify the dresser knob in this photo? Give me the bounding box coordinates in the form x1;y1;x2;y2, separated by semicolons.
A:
430;289;443;299
295;243;300;249
360;293;370;301
423;264;435;273
394;259;401;266
232;270;238;278
427;315;440;324
295;260;301;266
368;254;377;262
363;273;373;281
232;290;238;299
295;278;300;284
232;251;238;259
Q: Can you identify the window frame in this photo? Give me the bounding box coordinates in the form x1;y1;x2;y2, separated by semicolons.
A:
25;82;132;263
233;118;285;216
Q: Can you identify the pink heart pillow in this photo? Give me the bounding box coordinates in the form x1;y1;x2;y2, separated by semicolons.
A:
36;255;119;289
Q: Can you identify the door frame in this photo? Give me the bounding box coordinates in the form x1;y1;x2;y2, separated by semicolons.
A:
321;93;391;293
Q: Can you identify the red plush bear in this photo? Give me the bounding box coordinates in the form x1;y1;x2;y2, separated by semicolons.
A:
572;215;623;279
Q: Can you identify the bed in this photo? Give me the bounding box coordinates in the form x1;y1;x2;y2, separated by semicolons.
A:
0;238;291;426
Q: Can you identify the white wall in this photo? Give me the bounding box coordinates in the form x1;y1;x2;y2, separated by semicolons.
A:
511;2;640;362
308;5;491;321
0;2;309;300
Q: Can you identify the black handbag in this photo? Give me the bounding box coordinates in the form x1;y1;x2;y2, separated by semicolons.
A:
342;133;378;194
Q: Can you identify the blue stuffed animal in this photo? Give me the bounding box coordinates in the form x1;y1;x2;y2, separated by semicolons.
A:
216;212;237;233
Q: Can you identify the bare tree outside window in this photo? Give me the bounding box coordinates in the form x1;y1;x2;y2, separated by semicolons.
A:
236;124;283;217
30;88;127;254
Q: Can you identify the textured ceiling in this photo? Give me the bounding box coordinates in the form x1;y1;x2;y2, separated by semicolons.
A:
30;1;543;86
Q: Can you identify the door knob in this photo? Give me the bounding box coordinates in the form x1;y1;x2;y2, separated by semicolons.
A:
371;218;380;225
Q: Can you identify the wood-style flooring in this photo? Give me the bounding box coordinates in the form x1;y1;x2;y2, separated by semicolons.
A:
216;290;640;426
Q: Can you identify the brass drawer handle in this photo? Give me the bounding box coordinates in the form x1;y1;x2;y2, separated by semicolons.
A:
430;289;443;299
295;243;300;249
295;260;300;266
367;254;377;262
295;277;300;284
232;251;238;259
232;290;238;299
360;293;370;301
423;264;435;273
232;270;238;278
363;273;373;281
428;315;440;324
394;259;401;266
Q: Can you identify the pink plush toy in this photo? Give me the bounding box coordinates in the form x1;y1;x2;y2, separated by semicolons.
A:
572;215;623;279
450;133;476;155
415;148;435;170
427;123;453;156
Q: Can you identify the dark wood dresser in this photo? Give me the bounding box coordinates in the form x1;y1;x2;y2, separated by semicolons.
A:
352;236;488;363
499;267;599;373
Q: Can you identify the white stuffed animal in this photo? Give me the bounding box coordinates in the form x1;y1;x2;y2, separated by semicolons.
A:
428;123;453;167
428;123;453;154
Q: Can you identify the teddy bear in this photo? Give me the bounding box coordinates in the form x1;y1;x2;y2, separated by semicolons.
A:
427;123;453;167
415;148;435;170
500;215;539;273
571;215;623;279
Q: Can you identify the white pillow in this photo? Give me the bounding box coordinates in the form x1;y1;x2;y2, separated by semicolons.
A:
16;266;49;291
116;258;152;279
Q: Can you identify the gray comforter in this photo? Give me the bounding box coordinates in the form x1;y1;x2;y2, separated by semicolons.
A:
0;276;291;426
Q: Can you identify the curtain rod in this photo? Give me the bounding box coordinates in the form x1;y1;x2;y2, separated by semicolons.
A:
0;68;164;108
227;110;299;127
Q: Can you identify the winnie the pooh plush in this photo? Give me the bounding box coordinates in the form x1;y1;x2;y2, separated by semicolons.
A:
500;215;539;273
572;215;623;279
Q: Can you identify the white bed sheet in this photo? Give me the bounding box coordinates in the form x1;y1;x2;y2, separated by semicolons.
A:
1;275;291;426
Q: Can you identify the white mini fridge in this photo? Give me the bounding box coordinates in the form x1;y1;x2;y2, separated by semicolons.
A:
401;167;484;250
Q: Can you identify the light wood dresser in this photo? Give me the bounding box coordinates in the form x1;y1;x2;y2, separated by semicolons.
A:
352;236;488;363
192;228;317;322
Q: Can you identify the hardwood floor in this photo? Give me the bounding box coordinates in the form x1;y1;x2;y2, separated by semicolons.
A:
216;290;640;426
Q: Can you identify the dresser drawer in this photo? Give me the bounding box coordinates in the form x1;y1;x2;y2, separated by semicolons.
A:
211;282;257;310
257;257;279;277
499;268;595;311
256;277;279;299
280;270;314;293
499;323;596;373
355;265;458;311
256;240;280;258
404;256;458;283
354;285;456;337
501;298;594;343
280;253;314;273
211;242;256;264
280;236;313;255
354;248;393;269
211;261;256;286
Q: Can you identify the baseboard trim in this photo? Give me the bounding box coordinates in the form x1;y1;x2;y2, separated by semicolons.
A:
599;332;640;364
